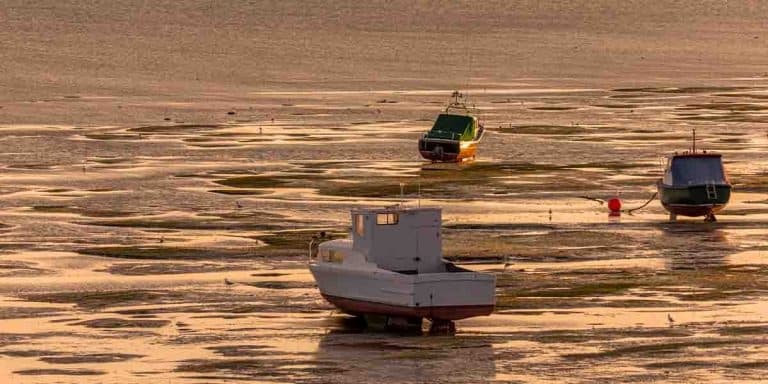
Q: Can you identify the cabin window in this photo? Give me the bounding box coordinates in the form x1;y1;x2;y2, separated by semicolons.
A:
376;213;399;225
320;250;343;263
328;250;343;263
355;214;365;236
671;157;726;185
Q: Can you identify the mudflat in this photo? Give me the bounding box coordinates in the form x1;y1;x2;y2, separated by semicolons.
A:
2;1;768;383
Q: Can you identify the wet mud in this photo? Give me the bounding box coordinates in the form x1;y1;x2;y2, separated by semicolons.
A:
3;2;768;381
3;82;768;383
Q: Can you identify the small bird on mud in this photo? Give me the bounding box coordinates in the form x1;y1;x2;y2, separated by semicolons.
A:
235;200;242;209
224;278;235;286
159;236;164;243
667;313;675;326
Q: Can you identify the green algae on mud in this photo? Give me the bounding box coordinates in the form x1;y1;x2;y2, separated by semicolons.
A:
676;113;768;123
214;175;293;189
495;264;768;309
562;338;738;360
22;289;184;309
0;306;63;319
39;353;144;364
32;205;137;218
13;368;105;376
253;229;346;250
19;287;323;314
591;103;639;109
0;350;65;358
211;161;649;198
206;344;271;357
612;86;754;94
496;125;590;135
103;262;253;276
175;358;346;380
0;260;48;277
528;106;579;111
78;246;251;260
83;133;143;141
78;214;286;231
209;189;266;196
678;102;768;112
501;327;694;344
72;318;170;328
128;124;223;133
78;229;340;261
244;281;315;290
717;324;768;336
443;229;637;262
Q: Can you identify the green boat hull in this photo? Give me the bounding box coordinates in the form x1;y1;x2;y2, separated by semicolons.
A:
657;183;731;217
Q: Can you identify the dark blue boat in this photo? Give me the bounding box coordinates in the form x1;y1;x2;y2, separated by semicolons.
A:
657;152;731;222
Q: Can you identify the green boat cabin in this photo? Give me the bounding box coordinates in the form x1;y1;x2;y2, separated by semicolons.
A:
424;114;478;141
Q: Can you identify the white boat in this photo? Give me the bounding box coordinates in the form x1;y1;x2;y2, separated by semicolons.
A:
308;205;495;328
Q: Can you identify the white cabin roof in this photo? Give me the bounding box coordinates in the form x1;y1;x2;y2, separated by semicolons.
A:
318;239;352;251
351;206;441;215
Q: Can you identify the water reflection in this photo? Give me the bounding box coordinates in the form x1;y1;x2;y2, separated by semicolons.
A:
313;316;496;383
657;224;732;270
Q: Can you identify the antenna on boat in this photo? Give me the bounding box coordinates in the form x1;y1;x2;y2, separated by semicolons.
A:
466;53;472;103
417;176;421;208
452;90;461;105
692;128;697;153
462;22;473;106
399;182;405;207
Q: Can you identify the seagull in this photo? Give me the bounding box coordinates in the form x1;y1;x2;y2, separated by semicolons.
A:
224;278;235;286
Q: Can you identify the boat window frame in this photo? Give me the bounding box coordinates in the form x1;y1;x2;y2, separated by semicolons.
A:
376;213;399;225
355;214;365;237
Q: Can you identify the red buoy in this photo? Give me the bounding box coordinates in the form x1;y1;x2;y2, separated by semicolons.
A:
608;197;622;212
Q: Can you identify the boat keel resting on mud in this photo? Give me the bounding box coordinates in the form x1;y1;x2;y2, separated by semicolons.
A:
308;205;496;331
418;91;485;162
657;130;731;222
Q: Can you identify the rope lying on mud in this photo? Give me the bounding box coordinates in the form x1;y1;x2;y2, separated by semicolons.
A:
623;192;658;214
579;192;658;214
579;195;605;205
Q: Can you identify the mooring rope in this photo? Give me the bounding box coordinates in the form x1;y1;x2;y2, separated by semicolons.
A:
623;192;658;214
579;195;605;205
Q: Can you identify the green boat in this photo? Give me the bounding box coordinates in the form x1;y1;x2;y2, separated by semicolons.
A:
657;152;731;222
418;91;485;162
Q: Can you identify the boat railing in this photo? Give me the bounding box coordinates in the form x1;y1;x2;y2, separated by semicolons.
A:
474;125;485;142
445;102;479;115
308;237;319;264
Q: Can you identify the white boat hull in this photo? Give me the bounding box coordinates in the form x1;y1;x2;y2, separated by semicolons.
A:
310;263;495;320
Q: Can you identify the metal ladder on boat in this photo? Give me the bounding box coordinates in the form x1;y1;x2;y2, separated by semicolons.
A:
706;181;717;200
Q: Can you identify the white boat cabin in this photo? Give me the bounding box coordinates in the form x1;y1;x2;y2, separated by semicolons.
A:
316;206;445;274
